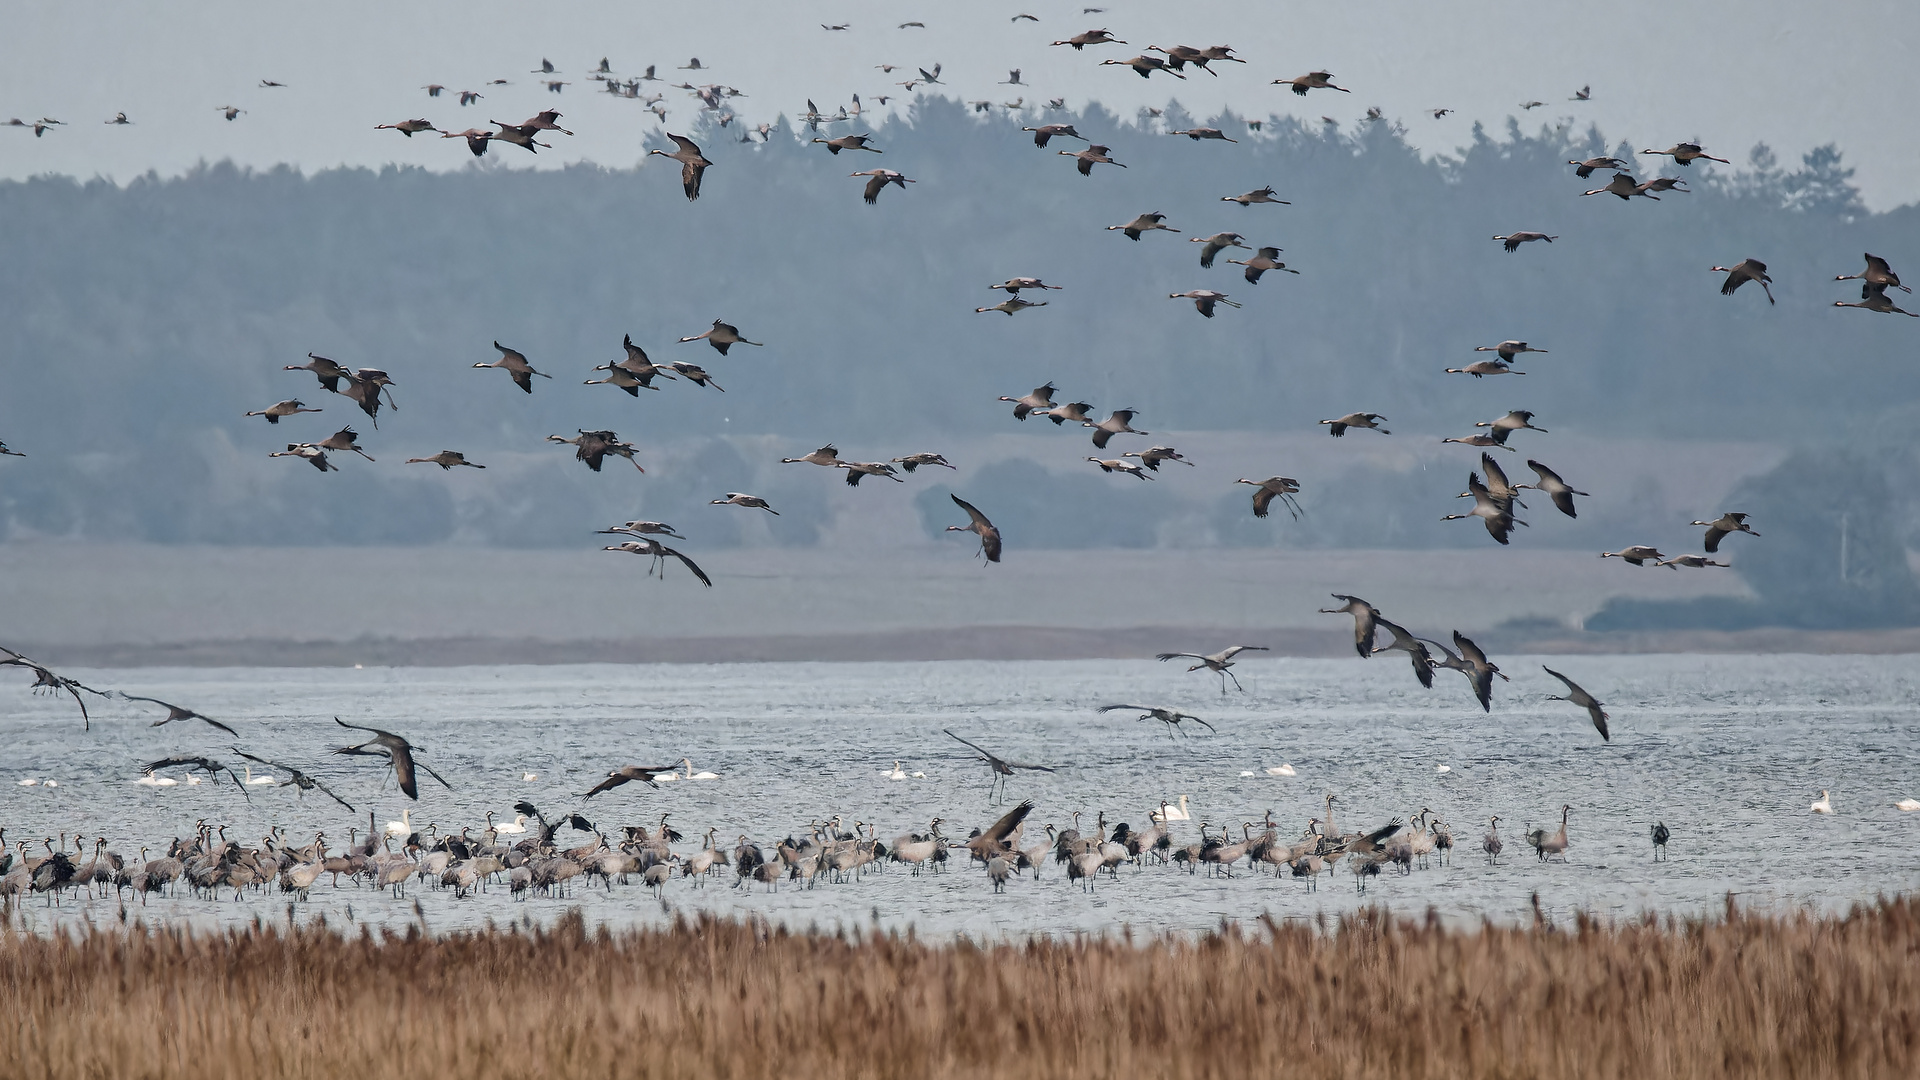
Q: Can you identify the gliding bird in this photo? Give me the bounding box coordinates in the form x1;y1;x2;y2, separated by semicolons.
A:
582;764;683;798
648;133;711;200
1542;667;1610;741
331;718;452;800
475;342;551;393
1;647;106;729
1155;645;1269;694
1235;476;1301;519
1098;704;1215;738
115;693;238;736
1319;595;1378;658
230;749;356;811
1371;617;1435;689
944;730;1053;803
1692;512;1759;552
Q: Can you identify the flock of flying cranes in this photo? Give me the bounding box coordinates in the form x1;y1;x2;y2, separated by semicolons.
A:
4;15;1912;913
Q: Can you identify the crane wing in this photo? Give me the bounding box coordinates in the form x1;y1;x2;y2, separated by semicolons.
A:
1406;645;1434;688
943;728;1003;765
581;773;630;800
983;800;1035;842
1417;637;1462;665
414;755;453;792
950;494;992;529
1321;597;1376;658
1364;819;1404;846
1453;631;1490;667
1469;668;1493;711
390;745;420;800
662;544;713;587
1373;616;1416;650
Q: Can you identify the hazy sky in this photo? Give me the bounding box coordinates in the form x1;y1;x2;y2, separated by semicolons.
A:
5;1;1916;209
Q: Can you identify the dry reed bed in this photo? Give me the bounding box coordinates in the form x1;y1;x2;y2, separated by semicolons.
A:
2;897;1917;1080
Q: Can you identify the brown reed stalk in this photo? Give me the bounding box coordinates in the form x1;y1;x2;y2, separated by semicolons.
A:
0;897;1915;1080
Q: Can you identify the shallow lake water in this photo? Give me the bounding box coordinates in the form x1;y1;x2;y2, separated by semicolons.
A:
3;654;1917;938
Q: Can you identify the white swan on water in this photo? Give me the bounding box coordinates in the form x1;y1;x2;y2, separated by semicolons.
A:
1150;795;1192;823
491;813;529;835
1895;798;1920;812
1811;790;1834;814
884;761;908;780
1265;763;1297;777
386;808;413;836
682;758;720;780
135;773;178;787
244;766;275;786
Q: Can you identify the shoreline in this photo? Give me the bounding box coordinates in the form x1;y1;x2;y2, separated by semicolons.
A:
15;624;1920;667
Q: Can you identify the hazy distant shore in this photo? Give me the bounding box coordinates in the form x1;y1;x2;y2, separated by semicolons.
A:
20;624;1920;667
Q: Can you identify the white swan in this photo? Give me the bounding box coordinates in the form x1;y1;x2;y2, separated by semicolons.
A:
521;772;539;782
1265;763;1297;777
17;778;39;786
386;808;413;836
184;776;202;785
43;780;58;788
1811;790;1834;814
1436;765;1452;774
135;773;178;787
884;760;908;780
682;758;720;781
1150;795;1192;823
1895;798;1920;812
1239;770;1256;777
244;765;275;786
910;770;926;779
655;766;681;783
493;813;530;835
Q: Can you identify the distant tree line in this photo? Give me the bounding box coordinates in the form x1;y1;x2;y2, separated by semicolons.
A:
1;98;1914;627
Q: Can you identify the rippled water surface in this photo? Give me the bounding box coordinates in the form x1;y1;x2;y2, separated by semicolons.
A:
4;655;1917;937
